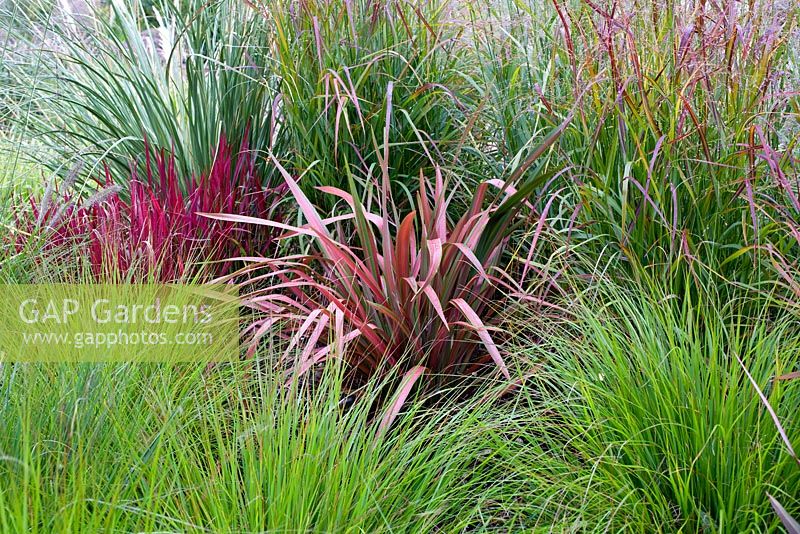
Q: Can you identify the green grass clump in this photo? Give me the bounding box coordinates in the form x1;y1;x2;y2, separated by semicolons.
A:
5;0;279;183
0;360;500;532
486;282;800;532
265;0;469;206
469;0;800;302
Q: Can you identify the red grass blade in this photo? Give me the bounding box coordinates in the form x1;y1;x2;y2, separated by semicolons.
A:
775;371;800;381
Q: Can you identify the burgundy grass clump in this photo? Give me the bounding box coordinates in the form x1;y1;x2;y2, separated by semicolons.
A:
13;136;283;281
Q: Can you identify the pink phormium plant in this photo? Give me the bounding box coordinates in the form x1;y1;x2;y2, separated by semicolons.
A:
206;162;515;392
203;83;566;425
13;136;284;281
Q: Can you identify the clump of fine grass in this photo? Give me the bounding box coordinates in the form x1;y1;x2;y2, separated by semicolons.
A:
483;280;800;532
5;0;280;183
261;0;470;207
468;0;800;302
0;358;503;532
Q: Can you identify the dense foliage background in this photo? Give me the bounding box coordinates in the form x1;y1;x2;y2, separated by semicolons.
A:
0;0;798;531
